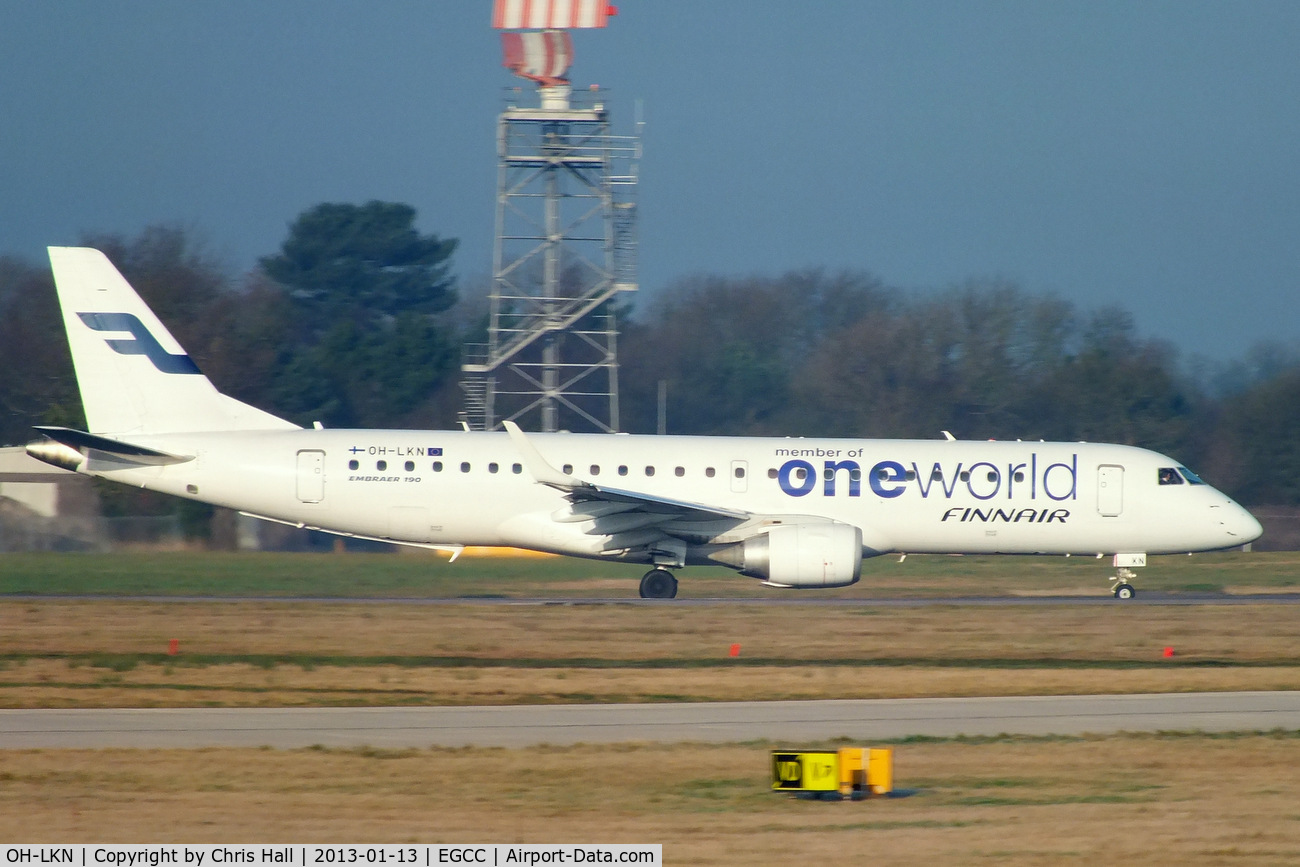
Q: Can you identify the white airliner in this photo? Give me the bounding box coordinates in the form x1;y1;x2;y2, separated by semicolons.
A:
27;247;1262;599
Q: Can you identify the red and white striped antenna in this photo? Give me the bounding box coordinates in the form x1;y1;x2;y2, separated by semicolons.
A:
493;0;617;30
500;31;573;88
493;0;619;92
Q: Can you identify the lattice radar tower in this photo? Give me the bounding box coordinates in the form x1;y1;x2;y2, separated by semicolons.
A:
461;1;639;433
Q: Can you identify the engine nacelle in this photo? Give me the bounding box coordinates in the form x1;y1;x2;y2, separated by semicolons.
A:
713;522;863;588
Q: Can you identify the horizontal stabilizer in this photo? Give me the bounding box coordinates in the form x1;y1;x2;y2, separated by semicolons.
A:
30;426;194;466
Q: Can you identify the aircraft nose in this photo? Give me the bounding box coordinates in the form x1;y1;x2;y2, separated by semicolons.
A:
1223;502;1263;545
1238;507;1264;544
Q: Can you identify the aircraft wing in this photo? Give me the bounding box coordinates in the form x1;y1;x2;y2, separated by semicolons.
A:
503;421;750;522
503;423;865;573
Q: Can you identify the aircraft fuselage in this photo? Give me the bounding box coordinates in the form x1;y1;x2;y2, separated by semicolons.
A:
84;428;1257;561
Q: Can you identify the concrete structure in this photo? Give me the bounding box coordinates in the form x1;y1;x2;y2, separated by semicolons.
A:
0;446;104;551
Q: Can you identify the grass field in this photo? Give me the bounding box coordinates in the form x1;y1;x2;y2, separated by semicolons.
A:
3;599;1300;707
2;549;1299;861
2;548;1298;598
2;735;1299;864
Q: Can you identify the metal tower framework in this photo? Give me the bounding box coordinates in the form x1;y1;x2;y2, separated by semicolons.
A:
462;85;639;432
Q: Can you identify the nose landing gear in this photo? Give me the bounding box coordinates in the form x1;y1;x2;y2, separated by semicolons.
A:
1110;567;1138;600
639;568;679;599
1107;554;1146;600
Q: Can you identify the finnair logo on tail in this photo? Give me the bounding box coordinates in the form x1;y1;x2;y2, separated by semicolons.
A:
77;312;201;375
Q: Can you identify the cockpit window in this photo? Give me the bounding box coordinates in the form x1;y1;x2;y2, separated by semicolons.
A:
1157;467;1184;485
1178;467;1207;485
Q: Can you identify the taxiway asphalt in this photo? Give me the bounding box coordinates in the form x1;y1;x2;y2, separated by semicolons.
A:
5;593;1300;606
2;692;1298;749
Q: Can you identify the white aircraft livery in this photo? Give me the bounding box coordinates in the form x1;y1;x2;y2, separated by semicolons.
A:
28;247;1263;599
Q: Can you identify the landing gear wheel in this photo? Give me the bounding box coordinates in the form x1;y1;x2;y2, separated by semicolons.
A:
639;568;678;599
1113;582;1136;600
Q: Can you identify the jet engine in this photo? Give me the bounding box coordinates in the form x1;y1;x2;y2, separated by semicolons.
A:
711;522;863;588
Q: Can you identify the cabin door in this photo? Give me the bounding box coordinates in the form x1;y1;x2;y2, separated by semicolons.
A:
296;450;326;503
1097;464;1124;517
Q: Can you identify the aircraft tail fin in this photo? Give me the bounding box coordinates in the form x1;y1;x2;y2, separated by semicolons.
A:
48;246;299;435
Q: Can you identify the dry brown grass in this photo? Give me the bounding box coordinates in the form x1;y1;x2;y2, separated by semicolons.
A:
4;597;1300;860
2;736;1299;864
7;660;1300;707
3;600;1299;707
5;599;1299;662
6;660;1300;709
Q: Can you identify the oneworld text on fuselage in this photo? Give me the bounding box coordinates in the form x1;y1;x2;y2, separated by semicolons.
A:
773;451;1078;502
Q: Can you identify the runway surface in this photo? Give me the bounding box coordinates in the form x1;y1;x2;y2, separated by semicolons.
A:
3;692;1298;749
6;593;1300;606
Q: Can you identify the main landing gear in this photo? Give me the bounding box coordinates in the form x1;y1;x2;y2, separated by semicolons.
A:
639;568;679;599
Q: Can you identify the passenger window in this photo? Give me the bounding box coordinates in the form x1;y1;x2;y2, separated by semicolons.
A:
706;467;716;478
1013;472;1025;482
563;464;573;474
377;460;387;471
460;462;471;473
768;468;777;479
959;471;970;482
512;463;522;474
489;462;499;474
674;466;685;477
405;460;415;472
931;469;943;481
1158;467;1184;486
433;461;443;472
850;469;862;481
645;466;655;476
618;465;628;476
987;471;998;482
348;460;359;470
795;467;807;481
735;467;745;478
590;465;600;476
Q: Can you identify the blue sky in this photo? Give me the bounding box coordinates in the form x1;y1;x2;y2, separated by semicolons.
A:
3;1;1298;360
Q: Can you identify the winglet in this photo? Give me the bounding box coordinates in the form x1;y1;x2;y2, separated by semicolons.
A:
433;544;465;562
502;420;587;489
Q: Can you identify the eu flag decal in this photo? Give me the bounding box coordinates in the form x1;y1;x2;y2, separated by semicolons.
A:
428;447;443;456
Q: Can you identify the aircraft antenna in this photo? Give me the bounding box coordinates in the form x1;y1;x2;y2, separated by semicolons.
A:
461;0;639;433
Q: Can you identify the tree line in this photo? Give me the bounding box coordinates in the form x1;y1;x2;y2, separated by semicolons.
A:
619;272;1300;506
2;202;1298;521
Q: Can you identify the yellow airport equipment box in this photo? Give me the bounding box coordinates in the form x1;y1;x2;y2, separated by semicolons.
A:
838;747;867;796
771;747;893;798
771;750;839;792
867;747;893;795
